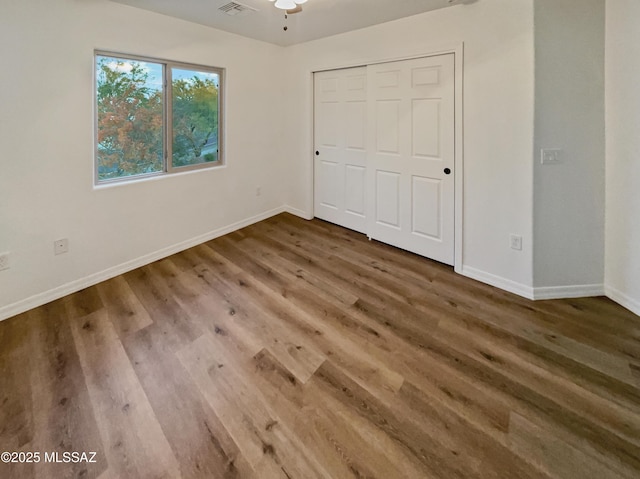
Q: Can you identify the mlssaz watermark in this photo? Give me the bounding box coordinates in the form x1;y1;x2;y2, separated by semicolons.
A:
2;451;98;464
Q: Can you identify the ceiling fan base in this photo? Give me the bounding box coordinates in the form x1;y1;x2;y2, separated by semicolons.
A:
286;6;303;14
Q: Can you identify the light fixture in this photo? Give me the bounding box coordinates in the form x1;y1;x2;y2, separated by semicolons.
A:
269;0;307;11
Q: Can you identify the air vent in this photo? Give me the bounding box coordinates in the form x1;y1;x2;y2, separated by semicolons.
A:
218;1;258;16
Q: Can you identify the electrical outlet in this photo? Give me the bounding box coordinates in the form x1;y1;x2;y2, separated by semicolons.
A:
541;148;562;165
0;252;10;271
54;238;69;256
256;186;261;197
510;234;523;251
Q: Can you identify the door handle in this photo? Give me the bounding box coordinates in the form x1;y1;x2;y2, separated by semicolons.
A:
444;168;451;175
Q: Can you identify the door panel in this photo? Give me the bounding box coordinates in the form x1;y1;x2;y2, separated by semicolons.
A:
375;101;401;154
375;171;401;228
318;102;339;147
412;66;440;86
345;165;366;216
318;160;339;209
375;69;401;89
314;67;367;233
345;101;366;150
412;99;440;158
367;54;455;265
412;176;441;239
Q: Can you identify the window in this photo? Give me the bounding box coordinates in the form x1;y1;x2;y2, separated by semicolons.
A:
95;52;223;183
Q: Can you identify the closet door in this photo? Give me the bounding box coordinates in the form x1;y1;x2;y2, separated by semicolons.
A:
367;54;455;265
313;67;367;233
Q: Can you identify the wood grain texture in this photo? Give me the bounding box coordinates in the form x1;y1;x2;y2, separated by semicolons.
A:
1;213;639;479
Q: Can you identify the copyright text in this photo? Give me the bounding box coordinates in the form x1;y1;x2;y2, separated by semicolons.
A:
1;451;98;464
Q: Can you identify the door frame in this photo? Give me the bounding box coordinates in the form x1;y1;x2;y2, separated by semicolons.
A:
309;42;465;273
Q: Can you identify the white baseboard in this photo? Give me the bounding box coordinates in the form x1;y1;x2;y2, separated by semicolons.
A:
532;284;605;300
605;285;640;317
460;266;535;300
0;206;288;322
284;205;313;220
462;265;610;302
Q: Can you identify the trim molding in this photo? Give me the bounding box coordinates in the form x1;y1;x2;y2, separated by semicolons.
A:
605;285;640;317
460;266;534;300
284;205;313;220
533;284;605;300
462;266;609;302
0;206;288;322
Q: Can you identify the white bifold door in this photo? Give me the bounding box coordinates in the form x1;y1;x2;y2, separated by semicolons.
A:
314;54;455;265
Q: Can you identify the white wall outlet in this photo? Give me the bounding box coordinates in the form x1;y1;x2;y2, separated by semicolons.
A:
54;238;69;256
0;252;10;271
256;186;262;197
510;234;523;251
541;148;562;165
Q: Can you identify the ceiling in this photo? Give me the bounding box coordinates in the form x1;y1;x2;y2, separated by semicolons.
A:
110;0;471;46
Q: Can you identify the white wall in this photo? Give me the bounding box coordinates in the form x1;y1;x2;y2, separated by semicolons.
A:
282;0;536;293
0;0;286;319
605;0;640;315
532;0;605;294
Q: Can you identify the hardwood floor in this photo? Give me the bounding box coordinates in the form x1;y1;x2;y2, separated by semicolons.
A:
1;213;639;479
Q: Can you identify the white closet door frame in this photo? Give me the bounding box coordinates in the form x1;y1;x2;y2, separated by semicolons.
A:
308;43;465;273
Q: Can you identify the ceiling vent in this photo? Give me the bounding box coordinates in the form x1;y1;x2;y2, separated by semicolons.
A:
218;1;258;16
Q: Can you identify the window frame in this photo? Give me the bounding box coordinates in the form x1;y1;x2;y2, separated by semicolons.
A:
94;50;225;185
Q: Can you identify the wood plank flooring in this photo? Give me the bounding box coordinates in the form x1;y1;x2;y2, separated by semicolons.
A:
1;213;639;479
